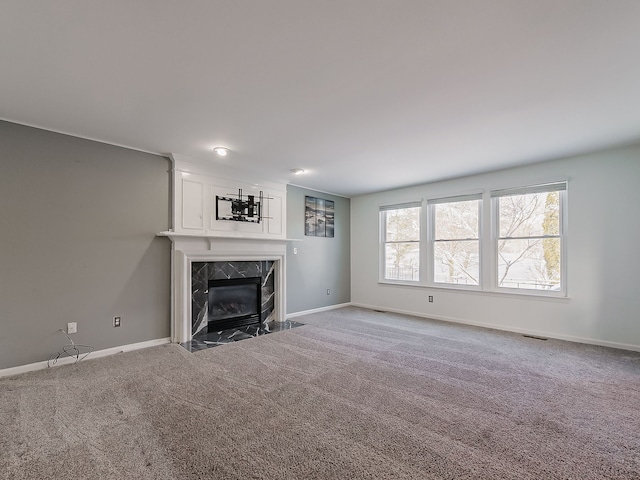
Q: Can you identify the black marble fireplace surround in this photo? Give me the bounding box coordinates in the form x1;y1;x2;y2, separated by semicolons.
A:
192;261;275;337
184;259;303;353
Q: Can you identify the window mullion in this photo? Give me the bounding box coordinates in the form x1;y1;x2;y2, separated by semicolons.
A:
425;202;433;286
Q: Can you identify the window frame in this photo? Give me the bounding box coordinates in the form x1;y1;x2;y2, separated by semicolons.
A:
379;202;423;284
427;194;483;290
377;182;568;299
490;182;568;297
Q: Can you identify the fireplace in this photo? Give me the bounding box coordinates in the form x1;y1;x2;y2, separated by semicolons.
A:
158;232;287;343
207;277;261;331
159;153;289;343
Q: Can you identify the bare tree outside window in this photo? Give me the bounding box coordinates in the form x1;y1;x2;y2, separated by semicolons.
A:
379;183;565;295
497;188;563;290
432;199;480;285
383;206;420;281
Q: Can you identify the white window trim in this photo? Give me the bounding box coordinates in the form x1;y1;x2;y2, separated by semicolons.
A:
377;182;568;299
379;201;423;284
426;194;483;291
489;182;568;297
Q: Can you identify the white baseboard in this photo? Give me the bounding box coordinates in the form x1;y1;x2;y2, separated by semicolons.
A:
0;337;171;379
286;302;352;319
350;302;640;353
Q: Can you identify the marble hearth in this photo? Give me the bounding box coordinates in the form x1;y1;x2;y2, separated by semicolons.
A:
159;233;287;344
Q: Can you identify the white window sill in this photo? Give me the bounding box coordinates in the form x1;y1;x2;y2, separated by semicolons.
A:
378;280;569;302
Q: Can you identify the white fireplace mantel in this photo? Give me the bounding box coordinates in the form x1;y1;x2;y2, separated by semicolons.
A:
160;232;290;343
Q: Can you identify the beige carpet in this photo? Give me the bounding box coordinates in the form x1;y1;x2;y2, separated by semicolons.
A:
1;307;639;479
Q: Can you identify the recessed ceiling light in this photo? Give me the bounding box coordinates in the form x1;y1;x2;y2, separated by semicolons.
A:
290;168;305;175
213;147;229;157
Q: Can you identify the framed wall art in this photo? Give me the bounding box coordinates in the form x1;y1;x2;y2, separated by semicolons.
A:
305;196;334;237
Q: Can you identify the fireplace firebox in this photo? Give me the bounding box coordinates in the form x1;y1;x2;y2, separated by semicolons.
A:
207;277;262;331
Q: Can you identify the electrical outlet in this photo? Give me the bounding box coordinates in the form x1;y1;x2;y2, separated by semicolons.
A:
428;296;434;303
293;247;298;255
113;316;121;327
67;322;77;334
327;289;330;295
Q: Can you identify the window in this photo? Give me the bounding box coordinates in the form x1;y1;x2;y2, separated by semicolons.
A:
381;203;421;281
429;195;481;286
378;182;567;297
492;183;566;293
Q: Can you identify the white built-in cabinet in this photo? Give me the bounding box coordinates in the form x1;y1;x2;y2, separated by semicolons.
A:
170;153;287;239
181;180;204;230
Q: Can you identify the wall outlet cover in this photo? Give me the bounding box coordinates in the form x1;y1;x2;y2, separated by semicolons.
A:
67;322;77;334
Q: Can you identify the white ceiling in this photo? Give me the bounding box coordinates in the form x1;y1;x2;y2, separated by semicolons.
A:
2;1;640;197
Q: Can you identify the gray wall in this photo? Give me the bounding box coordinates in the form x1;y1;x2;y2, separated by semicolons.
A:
0;121;171;369
286;185;350;314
